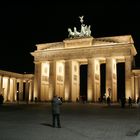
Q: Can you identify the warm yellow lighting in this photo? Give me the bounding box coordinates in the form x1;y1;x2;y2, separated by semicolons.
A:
42;62;49;76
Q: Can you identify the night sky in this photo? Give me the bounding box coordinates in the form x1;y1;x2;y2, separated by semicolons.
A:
0;1;140;74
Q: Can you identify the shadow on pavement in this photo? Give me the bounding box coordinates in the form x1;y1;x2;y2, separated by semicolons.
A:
40;123;53;128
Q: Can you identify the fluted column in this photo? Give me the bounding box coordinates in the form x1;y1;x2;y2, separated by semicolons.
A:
0;76;3;94
131;76;134;100
25;81;29;102
71;61;79;102
40;62;50;101
134;76;139;100
7;77;10;101
29;80;33;101
55;61;65;100
95;60;101;102
64;60;72;101
106;57;117;102
34;62;41;101
13;78;17;101
8;78;15;102
49;61;57;100
138;76;140;98
87;58;95;102
125;56;132;99
87;58;101;102
19;80;23;101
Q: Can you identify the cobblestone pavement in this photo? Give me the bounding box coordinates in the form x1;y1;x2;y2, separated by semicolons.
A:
0;102;140;140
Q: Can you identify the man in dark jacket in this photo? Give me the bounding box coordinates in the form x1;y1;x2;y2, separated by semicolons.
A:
51;95;62;128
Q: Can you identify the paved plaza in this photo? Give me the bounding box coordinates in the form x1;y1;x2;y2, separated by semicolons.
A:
0;102;140;140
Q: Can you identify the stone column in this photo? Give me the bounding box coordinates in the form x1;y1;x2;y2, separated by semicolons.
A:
7;77;10;101
0;76;3;94
71;61;79;102
134;76;139;101
95;60;101;102
64;60;79;102
131;76;135;100
112;59;117;102
29;80;33;101
125;56;132;99
64;60;72;101
49;61;57;100
106;57;117;102
55;61;65;100
10;78;16;102
40;62;50;101
25;80;29;102
34;62;41;101
19;80;23;101
13;78;17;101
87;58;101;102
87;58;95;102
138;76;140;98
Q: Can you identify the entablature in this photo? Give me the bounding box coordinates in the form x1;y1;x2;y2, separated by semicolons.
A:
32;44;134;62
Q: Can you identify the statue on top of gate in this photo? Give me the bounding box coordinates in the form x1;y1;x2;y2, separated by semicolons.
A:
68;16;91;38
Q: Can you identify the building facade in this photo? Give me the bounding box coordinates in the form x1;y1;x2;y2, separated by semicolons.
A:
31;35;140;102
0;70;34;102
1;36;140;103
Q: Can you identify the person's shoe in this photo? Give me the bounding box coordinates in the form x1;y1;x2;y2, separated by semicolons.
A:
58;126;61;128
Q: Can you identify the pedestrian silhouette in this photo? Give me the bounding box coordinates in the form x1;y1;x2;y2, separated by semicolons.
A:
121;96;126;108
137;97;140;104
107;96;111;106
51;95;62;128
128;97;132;108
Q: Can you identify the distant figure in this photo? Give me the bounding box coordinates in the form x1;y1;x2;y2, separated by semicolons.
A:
128;97;132;108
103;95;106;103
137;97;140;104
76;97;79;102
51;95;62;128
107;96;111;106
35;97;37;103
121;96;126;108
98;97;101;103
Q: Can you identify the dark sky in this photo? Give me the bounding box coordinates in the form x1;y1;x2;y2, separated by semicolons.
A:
0;1;140;74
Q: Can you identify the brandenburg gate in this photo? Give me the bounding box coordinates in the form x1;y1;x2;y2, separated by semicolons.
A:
31;16;137;102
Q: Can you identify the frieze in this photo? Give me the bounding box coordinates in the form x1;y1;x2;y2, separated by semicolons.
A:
33;45;132;62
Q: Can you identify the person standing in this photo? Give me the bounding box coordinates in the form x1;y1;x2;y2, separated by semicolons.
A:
137;97;140;104
51;95;62;128
121;96;126;108
107;96;111;106
128;97;132;108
